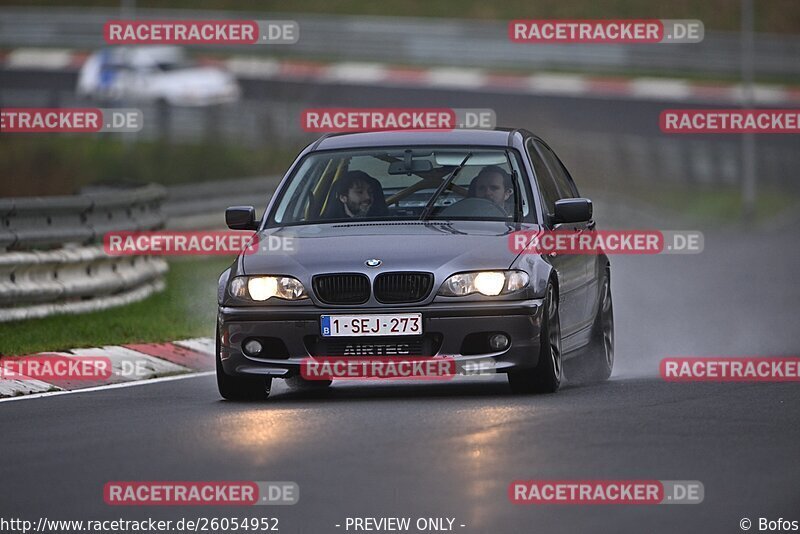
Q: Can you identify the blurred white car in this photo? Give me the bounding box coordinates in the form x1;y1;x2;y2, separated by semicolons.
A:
77;46;241;106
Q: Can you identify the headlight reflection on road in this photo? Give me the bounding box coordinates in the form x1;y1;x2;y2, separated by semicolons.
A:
216;409;316;467
449;405;527;529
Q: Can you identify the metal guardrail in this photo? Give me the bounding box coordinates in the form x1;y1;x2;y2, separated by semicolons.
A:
0;7;799;77
0;176;283;323
0;184;168;323
0;184;165;251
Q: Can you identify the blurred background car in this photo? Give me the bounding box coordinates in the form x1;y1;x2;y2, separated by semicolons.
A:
76;45;241;106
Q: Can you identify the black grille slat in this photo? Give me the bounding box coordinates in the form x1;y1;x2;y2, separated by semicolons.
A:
313;273;370;304
313;272;433;305
374;272;433;304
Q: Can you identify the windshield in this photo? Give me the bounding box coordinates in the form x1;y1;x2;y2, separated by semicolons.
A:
269;147;534;226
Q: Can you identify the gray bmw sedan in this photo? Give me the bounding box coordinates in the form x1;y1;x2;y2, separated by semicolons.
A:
216;128;613;399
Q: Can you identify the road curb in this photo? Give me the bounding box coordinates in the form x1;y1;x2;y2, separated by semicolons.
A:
0;337;214;398
4;47;800;104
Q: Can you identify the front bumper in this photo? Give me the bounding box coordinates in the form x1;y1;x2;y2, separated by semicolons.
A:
218;299;545;378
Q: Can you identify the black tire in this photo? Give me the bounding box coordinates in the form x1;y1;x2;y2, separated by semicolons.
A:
284;375;333;390
215;326;272;401
567;270;614;384
507;282;562;394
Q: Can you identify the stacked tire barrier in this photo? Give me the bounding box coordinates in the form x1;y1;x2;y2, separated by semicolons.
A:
0;184;168;322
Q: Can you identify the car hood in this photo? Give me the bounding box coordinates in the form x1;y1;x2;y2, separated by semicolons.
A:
240;220;539;276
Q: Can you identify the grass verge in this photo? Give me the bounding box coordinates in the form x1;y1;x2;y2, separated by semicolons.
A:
0;137;302;197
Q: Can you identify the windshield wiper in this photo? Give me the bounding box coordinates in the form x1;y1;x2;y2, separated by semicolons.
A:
419;152;472;221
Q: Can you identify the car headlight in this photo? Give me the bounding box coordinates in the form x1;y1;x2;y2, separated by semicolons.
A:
229;276;308;301
438;270;529;297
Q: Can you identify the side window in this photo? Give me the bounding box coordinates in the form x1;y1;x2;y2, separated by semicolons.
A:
536;141;578;199
274;157;322;223
526;139;559;218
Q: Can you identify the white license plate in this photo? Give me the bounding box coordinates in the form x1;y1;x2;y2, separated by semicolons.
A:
320;313;422;337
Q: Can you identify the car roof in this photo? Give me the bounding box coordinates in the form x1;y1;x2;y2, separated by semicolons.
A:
311;128;530;151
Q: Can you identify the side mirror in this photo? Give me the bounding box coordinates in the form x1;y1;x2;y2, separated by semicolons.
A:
226;206;258;230
553;198;592;224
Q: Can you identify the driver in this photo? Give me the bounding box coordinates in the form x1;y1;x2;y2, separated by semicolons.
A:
468;166;514;212
326;170;388;219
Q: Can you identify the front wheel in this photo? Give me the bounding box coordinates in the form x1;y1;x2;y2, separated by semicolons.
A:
507;282;562;394
216;325;272;401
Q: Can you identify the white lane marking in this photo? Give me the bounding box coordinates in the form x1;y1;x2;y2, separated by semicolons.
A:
0;371;215;403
